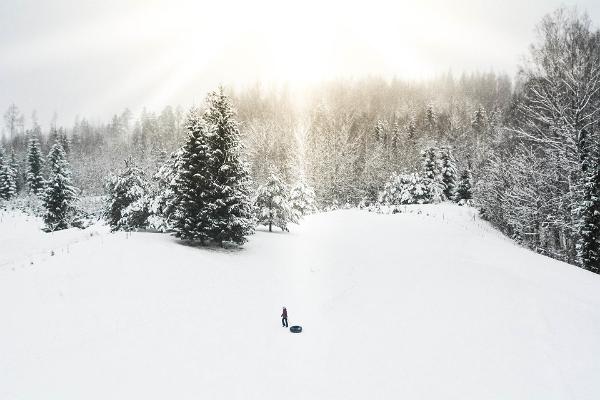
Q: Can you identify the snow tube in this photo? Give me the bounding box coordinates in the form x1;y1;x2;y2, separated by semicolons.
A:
290;325;302;333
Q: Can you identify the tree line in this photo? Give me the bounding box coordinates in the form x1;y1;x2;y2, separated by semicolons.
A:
1;7;599;271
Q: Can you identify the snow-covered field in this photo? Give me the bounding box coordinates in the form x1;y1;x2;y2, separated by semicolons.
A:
1;204;600;399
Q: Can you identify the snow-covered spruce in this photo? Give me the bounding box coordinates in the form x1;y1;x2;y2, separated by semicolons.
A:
9;148;21;193
289;180;316;216
105;161;150;231
378;172;432;207
201;88;254;245
577;155;600;273
147;148;184;232
173;89;254;246
26;135;45;195
0;145;17;201
455;167;473;205
41;143;78;232
439;146;458;200
254;170;298;232
420;146;444;202
171;109;214;243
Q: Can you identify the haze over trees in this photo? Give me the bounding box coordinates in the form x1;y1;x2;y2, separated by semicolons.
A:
1;7;599;270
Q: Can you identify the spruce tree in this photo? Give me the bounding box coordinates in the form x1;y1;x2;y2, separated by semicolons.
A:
201;88;254;245
58;128;70;155
439;146;458;200
0;146;17;200
456;168;473;204
172;109;214;243
0;145;6;198
421;147;444;202
26;135;44;194
10;148;21;193
149;148;184;231
289;180;316;216
421;147;438;180
255;171;298;232
578;156;600;273
471;106;487;136
42;143;78;231
105;160;149;231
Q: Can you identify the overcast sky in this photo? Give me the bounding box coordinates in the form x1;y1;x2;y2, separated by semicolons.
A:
1;0;600;131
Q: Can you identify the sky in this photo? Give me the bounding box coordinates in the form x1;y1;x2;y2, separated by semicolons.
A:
1;0;600;131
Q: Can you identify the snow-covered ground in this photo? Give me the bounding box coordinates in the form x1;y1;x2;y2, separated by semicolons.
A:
1;204;600;399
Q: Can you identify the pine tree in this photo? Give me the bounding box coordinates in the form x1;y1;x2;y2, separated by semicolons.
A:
105;160;150;231
201;88;254;245
425;104;436;135
58;128;70;155
172;109;215;243
390;122;400;154
289;180;316;216
439;146;458;200
374;120;385;142
10;148;21;193
421;147;444;202
578;156;600;273
378;172;433;206
148;148;184;232
26;135;44;194
456;168;473;204
471;106;487;136
255;171;298;232
42;143;78;231
0;145;17;200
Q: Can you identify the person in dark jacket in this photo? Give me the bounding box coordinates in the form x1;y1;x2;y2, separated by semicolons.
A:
281;307;288;327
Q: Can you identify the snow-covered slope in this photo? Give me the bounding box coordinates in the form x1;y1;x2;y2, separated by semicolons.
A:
1;204;600;400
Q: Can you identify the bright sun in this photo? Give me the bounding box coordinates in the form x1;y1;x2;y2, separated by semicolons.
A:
94;0;457;109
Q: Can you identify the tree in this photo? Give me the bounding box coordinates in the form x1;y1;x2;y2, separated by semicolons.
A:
10;148;22;193
425;104;436;135
254;170;298;232
58;128;70;155
439;146;458;200
3;103;23;142
148;148;184;232
0;145;17;200
105;160;150;231
456;168;473;204
496;7;600;264
42;143;78;231
577;155;600;273
289;180;316;216
26;135;44;194
172;109;217;243
378;172;432;206
201;88;255;245
421;147;444;202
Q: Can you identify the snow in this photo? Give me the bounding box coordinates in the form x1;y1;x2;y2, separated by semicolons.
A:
1;204;600;399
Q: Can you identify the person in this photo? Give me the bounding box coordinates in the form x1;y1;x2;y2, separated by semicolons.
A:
281;307;288;327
